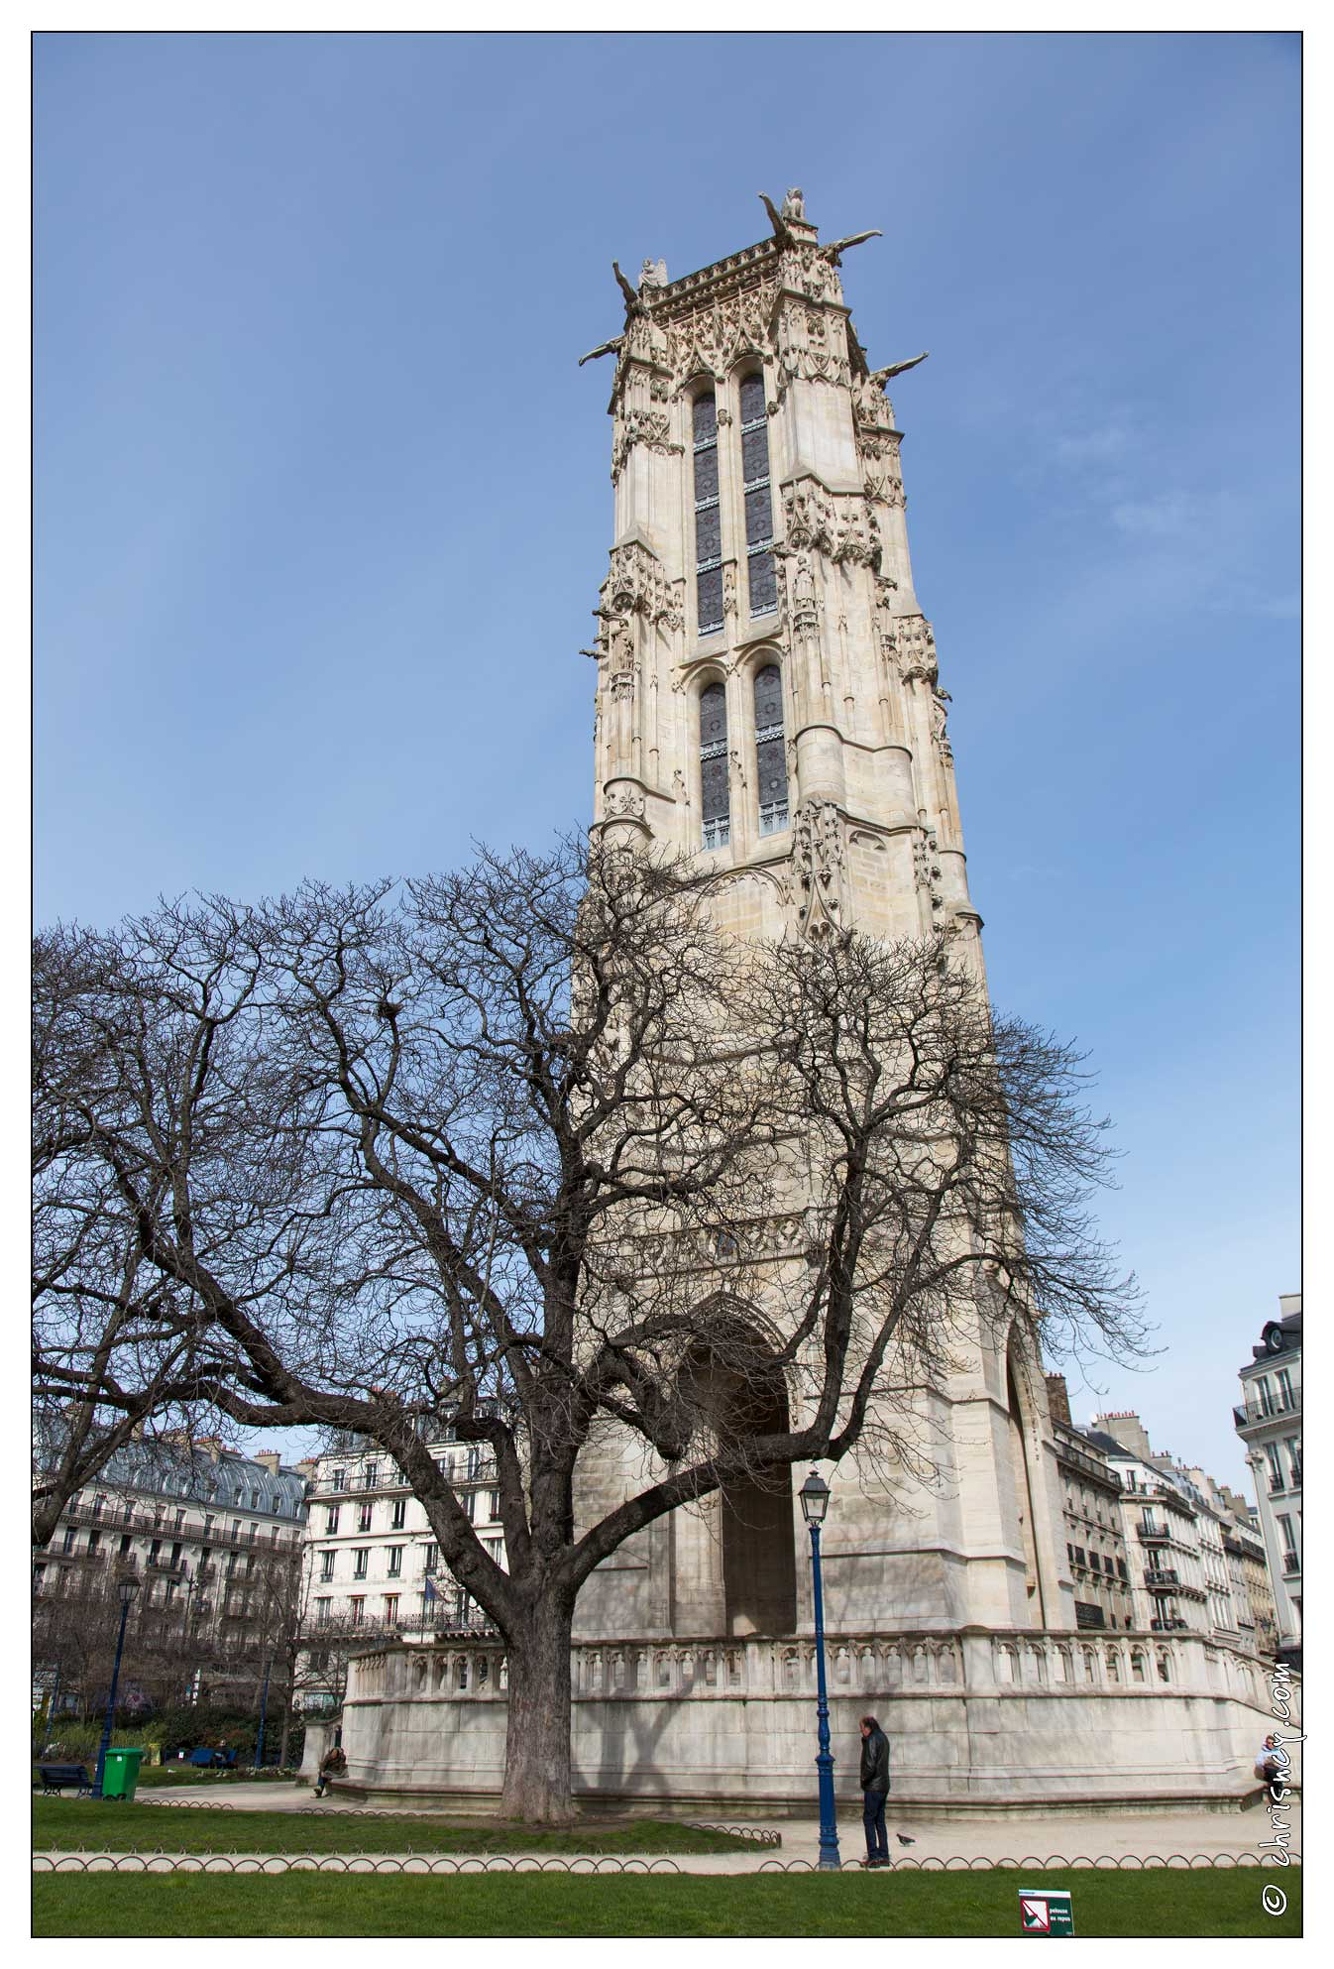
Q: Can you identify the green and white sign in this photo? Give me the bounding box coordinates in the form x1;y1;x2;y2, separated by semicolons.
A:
1018;1886;1075;1935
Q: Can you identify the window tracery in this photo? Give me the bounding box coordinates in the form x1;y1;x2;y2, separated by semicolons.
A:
693;391;724;635
753;662;788;835
739;372;776;616
699;680;730;849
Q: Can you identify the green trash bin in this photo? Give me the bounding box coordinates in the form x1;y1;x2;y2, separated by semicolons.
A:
101;1748;144;1801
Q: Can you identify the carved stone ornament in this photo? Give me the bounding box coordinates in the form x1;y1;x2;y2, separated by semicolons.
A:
611;408;682;479
931;686;953;763
886;613;938;688
774;296;851;393
600;541;685;633
609;669;635;703
786;551;820;635
781;480;882;571
604;782;646;821
913;826;943;904
789;799;848;941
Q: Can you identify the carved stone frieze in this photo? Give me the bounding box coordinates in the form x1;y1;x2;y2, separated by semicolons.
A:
788;799;848;941
666;278;779;387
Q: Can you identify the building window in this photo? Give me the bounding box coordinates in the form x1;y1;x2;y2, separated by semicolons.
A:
123;1501;134;1524
204;1514;214;1537
353;1549;369;1579
484;1537;504;1565
1276;1515;1300;1574
1275;1368;1294;1409
692;390;723;635
488;1491;500;1522
1264;1443;1285;1493
699;682;730;849
319;1551;335;1582
391;1498;407;1530
423;1543;439;1575
92;1494;106;1520
387;1546;403;1578
350;1597;364;1626
331;1469;346;1493
384;1595;399;1625
315;1598;331;1626
119;1534;131;1557
326;1506;340;1536
231;1519;241;1540
61;1527;75;1554
1285;1437;1301;1488
753;662;788;834
364;1463;378;1489
87;1530;101;1555
738;372;776;616
358;1503;373;1533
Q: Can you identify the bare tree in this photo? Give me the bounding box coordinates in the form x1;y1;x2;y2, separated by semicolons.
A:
34;838;1144;1819
33;928;241;1545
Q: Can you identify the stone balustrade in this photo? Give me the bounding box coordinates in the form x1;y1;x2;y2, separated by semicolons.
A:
346;1625;1276;1712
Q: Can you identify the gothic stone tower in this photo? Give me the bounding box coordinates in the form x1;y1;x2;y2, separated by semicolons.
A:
576;193;1073;1646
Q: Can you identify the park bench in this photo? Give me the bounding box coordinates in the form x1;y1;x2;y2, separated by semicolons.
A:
186;1746;238;1769
37;1762;92;1795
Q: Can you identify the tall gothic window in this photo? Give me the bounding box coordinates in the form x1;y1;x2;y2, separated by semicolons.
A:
700;681;730;849
753;663;788;834
739;373;777;617
693;391;723;636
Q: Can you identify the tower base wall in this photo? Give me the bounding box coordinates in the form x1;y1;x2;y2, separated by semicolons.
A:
337;1629;1289;1815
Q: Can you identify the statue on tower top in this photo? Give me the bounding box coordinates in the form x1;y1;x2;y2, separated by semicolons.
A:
781;187;806;222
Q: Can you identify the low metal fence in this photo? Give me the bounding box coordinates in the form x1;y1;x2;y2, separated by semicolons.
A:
34;1849;1298;1874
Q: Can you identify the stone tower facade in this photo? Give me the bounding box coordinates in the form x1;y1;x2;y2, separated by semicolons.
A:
575;195;1074;1647
335;202;1286;1809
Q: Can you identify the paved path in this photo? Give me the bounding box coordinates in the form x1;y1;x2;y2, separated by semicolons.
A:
83;1787;1300;1869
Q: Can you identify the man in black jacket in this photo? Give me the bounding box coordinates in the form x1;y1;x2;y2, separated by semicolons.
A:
859;1714;891;1868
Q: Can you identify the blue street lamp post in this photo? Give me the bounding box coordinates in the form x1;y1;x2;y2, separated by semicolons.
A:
255;1660;272;1770
799;1467;841;1870
92;1576;141;1800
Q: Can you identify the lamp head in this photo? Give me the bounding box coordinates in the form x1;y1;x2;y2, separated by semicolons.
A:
117;1576;141;1607
799;1466;831;1525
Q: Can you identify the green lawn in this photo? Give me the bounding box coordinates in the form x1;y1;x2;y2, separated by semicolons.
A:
33;1867;1302;1937
33;1796;758;1857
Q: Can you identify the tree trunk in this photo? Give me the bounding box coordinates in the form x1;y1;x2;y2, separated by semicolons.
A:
500;1593;575;1823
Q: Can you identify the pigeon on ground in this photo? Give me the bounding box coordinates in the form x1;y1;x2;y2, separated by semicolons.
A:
896;1834;916;1846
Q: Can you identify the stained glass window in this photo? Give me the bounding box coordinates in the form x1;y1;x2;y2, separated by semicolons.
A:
700;681;730;849
754;663;788;834
739;372;776;616
693;390;724;635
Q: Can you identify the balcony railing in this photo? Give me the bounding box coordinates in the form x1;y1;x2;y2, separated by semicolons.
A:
1150;1617;1189;1631
1144;1569;1179;1587
1234;1390;1300;1427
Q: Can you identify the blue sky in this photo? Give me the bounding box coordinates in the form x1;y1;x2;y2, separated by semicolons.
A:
34;31;1299;1496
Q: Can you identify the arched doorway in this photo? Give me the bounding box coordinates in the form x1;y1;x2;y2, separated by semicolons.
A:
676;1318;797;1636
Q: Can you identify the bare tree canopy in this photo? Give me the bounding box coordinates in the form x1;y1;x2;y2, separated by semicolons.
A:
32;837;1145;1818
